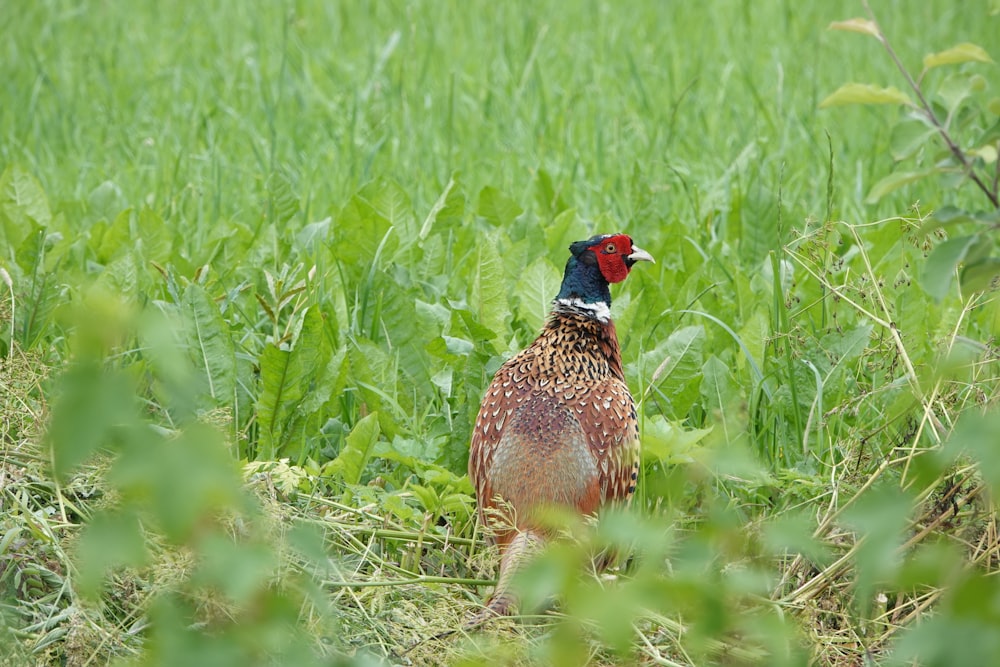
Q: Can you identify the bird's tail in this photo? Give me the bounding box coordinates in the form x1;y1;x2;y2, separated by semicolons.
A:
463;528;545;631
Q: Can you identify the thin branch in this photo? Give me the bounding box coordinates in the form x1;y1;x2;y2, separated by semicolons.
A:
862;0;1000;209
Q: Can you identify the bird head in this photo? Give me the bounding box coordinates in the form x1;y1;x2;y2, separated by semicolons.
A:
569;233;655;284
556;233;655;308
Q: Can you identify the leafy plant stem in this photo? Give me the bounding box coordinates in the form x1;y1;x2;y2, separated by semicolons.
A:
862;0;1000;209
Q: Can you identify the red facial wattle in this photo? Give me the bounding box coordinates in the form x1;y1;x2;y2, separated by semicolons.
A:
588;234;635;284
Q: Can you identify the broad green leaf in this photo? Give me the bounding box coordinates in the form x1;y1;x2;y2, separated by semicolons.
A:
641;414;712;464
366;179;415;238
256;306;327;459
827;18;879;38
336;184;397;269
865;169;936;204
135;206;172;263
543;208;588;255
75;510;148;599
971;144;998;164
514;256;561;333
921;234;980;301
819;83;912;108
843;483;913;617
265;171;299;225
295;216;331;251
380;287;436;389
0;166;51;252
419;174;464;239
470;233;510;341
110;422;245;543
327;412;381;486
477;186;524;227
921;206;1000;235
347;337;402;438
183;283;236;405
943;409;1000;498
637;324;705;417
893;571;1000;667
47;363;138;480
960;257;1000;295
93;208;133;264
87;180;126;224
700;354;732;413
14;225;44;274
193;533;278;605
821;323;873;365
735;308;768;376
923;42;994;70
890;119;936;161
761;511;830;565
937;72;983;114
534;168;569;216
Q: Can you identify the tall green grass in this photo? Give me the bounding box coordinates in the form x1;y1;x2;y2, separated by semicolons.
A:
2;0;999;665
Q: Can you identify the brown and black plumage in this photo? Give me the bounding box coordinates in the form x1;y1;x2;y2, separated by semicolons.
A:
466;233;654;625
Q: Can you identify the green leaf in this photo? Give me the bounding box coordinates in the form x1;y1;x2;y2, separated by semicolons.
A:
14;225;45;275
819;83;912;108
366;179;415;238
381;290;447;391
75;510;148;599
135;206;172;263
477;186;524;226
923;42;994;70
700;354;732;413
47;364;137;480
641;414;712;465
94;208;133;264
0;166;51;252
937;72;982;115
543;208;588;254
865;169;936;204
943;409;1000;505
889;119;937;161
761;511;830;565
295;216;331;251
336;184;397;270
827;18;879;38
514;256;561;333
820;322;873;379
419;174;464;239
843;483;913;617
347;337;402;438
637;325;706;417
183;284;236;405
256;306;327;459
327;412;381;486
469;233;510;341
921;234;980;301
265;171;299;225
960;257;1000;295
87;180;126;224
110;422;245;543
193;534;278;605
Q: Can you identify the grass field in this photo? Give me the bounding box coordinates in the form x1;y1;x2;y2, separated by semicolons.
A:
2;1;1000;665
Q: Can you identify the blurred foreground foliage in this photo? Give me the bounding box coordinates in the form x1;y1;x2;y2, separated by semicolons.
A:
2;0;1000;665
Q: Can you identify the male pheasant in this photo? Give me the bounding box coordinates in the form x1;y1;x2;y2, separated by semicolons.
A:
467;233;654;625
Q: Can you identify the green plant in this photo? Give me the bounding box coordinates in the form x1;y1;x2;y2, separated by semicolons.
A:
821;0;1000;301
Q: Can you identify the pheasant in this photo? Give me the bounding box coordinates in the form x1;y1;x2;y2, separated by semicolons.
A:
467;232;654;625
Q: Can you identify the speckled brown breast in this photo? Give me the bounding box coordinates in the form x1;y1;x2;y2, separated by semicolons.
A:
468;305;641;547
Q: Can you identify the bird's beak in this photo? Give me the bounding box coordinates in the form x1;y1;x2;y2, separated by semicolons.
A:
627;246;655;264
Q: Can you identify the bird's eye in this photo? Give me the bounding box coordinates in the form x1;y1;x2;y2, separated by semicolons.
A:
604;243;616;253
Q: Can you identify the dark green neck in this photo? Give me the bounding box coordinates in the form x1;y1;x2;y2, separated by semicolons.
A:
555;255;611;306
